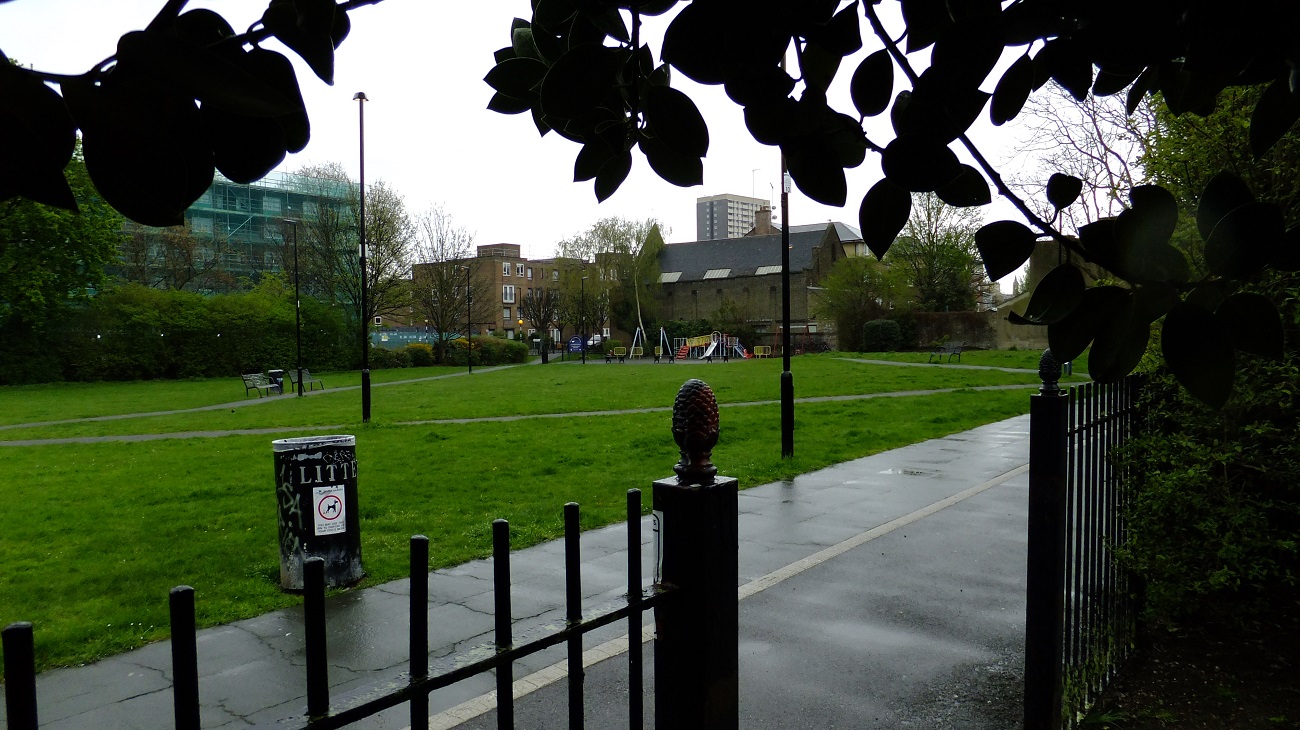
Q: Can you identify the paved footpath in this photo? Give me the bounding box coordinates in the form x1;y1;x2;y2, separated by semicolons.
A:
1;415;1032;729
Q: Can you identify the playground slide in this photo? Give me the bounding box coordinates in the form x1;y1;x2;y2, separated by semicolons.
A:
736;344;751;358
701;341;718;359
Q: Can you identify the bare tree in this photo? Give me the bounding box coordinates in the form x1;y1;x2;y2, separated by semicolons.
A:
1006;83;1157;233
409;205;489;363
119;222;231;291
293;164;414;345
518;286;561;359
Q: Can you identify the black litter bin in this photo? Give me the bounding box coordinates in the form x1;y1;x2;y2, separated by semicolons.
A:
267;369;286;393
272;435;364;589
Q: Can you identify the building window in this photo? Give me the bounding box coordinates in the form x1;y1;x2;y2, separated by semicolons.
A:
527;267;533;280
506;329;515;340
516;263;525;276
503;285;516;303
503;307;511;321
553;270;559;281
502;262;511;276
264;197;282;215
602;327;610;338
374;316;382;325
191;216;213;234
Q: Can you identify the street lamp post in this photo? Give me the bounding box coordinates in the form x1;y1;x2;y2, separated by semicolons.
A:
580;274;588;365
464;265;472;376
285;219;303;396
354;91;371;423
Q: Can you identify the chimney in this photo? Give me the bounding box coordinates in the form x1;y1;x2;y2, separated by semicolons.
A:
747;206;776;236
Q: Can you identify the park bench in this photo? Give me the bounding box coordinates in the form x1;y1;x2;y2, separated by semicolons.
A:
288;368;325;392
243;372;282;397
928;342;963;363
606;346;628;363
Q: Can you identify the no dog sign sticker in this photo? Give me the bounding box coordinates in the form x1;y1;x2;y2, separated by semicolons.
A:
313;485;346;536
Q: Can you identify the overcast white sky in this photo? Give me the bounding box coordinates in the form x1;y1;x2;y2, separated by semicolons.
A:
1;0;1036;288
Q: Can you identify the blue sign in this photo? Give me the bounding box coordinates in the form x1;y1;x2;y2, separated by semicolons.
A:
567;336;584;353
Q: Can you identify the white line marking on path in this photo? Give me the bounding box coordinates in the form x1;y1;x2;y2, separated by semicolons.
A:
410;462;1030;730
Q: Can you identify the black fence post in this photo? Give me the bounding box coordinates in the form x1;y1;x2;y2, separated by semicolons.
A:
2;621;38;730
304;556;330;717
653;379;739;730
1025;350;1068;730
410;535;430;730
169;586;201;730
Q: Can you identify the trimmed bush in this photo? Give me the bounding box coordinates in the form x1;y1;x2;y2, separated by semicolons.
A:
405;342;434;367
862;319;902;352
370;346;412;369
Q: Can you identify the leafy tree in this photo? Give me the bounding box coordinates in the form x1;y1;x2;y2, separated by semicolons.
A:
0;142;122;325
409;205;489;363
557;216;667;337
813;255;907;351
887;193;986;312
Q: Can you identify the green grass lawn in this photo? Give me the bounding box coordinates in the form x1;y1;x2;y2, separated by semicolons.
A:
0;354;1049;676
840;348;1091;372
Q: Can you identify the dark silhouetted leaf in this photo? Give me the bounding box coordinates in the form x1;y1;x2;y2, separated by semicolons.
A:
1035;39;1092;100
1046;173;1082;210
880;135;961;192
935;165;991;207
930;22;1002;88
744;95;796;146
662;3;726;85
262;0;346;85
1162;302;1234;408
494;46;515;64
1126;66;1154;115
1022;263;1085;324
594;150;632;201
724;63;795;106
1046;304;1094;363
540;43;620;119
204;106;286;183
1196;171;1255;241
807;1;862;57
976;220;1037;281
1092;67;1142;97
1277;225;1300;271
1115;185;1177;252
1131;282;1180;324
1250;77;1300;157
1205;201;1285;278
574;139;614;182
892;71;989;143
1091;314;1148;383
859;178;911;259
583;5;629;42
534;0;578;29
825;112;867;169
531;108;551;136
485;57;547;100
850;50;893;118
639;133;703;187
645;85;709;158
512;24;543;62
0;63;77;209
488;92;534;115
1216;292;1284;358
800;41;842;95
63;74;213;227
990;54;1033;125
623;0;679;16
786;136;847;206
115;30;300;117
901;0;950;52
890;89;911;136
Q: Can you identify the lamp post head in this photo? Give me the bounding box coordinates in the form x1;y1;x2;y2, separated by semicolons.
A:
353;92;368;102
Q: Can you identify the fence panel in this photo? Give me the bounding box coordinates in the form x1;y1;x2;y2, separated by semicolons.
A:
1025;351;1142;729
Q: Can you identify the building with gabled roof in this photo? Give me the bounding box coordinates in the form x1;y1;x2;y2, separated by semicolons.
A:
654;212;866;351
